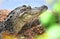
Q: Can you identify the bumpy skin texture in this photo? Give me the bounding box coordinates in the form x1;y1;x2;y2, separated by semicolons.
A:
0;22;5;33
3;5;48;34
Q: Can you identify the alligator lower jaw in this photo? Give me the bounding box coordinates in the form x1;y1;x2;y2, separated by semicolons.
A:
13;15;40;34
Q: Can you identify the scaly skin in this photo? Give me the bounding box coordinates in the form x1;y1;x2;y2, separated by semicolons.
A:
3;5;48;34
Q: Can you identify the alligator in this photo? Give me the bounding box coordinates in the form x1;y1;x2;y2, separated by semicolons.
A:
0;5;48;34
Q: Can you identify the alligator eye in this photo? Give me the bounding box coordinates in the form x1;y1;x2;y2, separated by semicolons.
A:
22;5;26;7
27;6;31;9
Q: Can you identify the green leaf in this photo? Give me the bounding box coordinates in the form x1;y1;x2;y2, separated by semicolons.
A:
39;10;57;27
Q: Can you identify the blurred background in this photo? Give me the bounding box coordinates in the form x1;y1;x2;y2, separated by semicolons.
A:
0;0;60;39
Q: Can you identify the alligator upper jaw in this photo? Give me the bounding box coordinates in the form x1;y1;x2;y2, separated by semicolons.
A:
0;5;48;35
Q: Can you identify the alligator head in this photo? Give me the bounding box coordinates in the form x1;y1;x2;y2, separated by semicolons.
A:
3;5;48;34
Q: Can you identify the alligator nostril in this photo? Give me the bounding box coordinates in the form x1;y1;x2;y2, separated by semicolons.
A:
42;5;48;9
